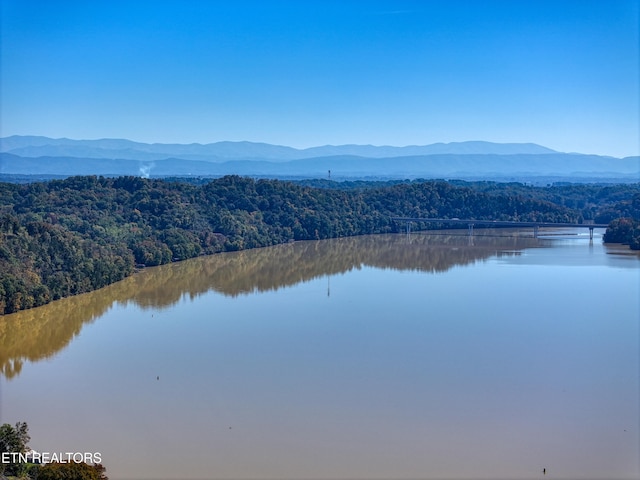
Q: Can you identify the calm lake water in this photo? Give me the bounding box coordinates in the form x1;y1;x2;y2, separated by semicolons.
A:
1;229;638;480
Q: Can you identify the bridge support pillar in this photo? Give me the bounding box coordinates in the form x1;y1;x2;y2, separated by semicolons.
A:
589;227;594;239
406;221;411;235
534;225;539;238
468;223;474;236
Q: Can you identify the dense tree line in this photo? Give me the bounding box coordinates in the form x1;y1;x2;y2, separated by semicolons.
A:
421;180;640;223
0;176;637;314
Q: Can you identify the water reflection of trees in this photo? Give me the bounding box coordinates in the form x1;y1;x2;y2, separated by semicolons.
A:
1;231;541;378
0;288;113;378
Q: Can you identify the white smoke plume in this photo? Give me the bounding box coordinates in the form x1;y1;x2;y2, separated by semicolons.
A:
139;162;155;178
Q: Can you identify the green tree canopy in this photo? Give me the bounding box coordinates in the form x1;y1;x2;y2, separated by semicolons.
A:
36;461;108;480
0;421;31;476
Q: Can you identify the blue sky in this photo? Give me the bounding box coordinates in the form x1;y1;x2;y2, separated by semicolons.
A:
1;0;638;157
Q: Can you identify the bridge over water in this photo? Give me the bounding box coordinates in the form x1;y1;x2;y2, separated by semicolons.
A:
390;217;609;239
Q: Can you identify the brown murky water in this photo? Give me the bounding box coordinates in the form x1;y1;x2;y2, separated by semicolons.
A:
1;229;638;479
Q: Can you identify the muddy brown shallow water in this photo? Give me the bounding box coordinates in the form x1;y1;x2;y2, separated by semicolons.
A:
1;229;638;480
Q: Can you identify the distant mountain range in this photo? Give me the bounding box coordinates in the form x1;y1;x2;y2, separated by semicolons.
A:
1;136;638;182
1;136;558;161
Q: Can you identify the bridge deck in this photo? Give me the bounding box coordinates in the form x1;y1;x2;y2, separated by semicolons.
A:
391;217;608;239
390;217;608;229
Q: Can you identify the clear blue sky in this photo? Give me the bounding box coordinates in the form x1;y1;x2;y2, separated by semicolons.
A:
1;0;638;157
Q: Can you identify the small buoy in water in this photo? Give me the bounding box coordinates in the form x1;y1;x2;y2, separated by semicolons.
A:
543;467;546;475
157;376;159;380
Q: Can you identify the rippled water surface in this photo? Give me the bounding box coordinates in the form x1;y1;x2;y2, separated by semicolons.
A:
1;229;638;480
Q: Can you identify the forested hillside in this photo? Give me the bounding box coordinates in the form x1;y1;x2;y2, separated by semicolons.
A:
1;175;638;314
